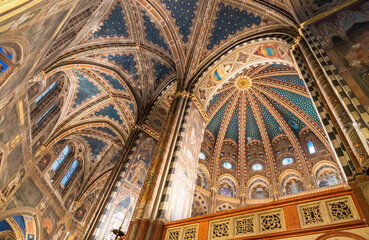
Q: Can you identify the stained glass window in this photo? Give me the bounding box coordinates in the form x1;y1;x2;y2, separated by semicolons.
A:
0;47;12;74
307;141;316;154
199;152;206;160
52;145;70;171
36;104;55;125
282;157;294;165
61;160;78;186
222;162;233;169
36;82;56;103
252;163;263;171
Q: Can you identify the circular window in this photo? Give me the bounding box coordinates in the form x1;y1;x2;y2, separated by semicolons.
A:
199;152;206;160
252;163;263;171
282;157;294;165
222;162;233;170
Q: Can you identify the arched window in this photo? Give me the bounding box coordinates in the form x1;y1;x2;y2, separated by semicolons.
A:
281;157;294;166
36;104;56;125
250;184;269;199
307;141;316;154
61;160;78;186
222;162;233;169
315;164;342;188
219;184;232;197
285;179;303;194
36;82;57;104
51;145;70;171
252;163;263;171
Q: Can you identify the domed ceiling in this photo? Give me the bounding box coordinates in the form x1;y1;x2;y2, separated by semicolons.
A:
195;39;331;169
205;63;326;148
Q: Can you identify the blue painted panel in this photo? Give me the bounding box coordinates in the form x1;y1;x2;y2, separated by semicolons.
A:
161;0;199;42
73;72;101;108
269;86;321;125
142;10;170;52
206;101;229;139
105;54;138;80
207;3;261;50
152;60;172;84
94;104;123;124
12;215;26;238
258;101;284;140
81;136;107;160
224;102;239;142
99;72;127;91
269;98;306;136
268;74;306;87
92;1;129;39
94;127;118;137
246;102;262;141
0;220;12;232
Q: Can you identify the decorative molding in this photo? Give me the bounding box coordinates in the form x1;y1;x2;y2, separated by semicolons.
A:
165;224;199;240
297;195;359;228
137;124;160;140
208;208;285;239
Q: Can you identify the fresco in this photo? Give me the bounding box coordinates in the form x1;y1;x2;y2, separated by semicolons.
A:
126;134;156;187
0;144;23;190
13;178;43;207
101;190;135;240
325;21;369;107
0;103;19;144
42;207;60;238
168;101;206;221
98;134;157;239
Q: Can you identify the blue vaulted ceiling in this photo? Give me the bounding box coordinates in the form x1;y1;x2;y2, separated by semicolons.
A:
205;63;324;152
142;10;170;53
92;1;129;39
73;71;102;108
161;0;199;43
207;3;262;50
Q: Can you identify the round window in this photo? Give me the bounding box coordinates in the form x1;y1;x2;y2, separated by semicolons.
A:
199;152;206;160
222;162;233;170
282;157;294;165
252;163;263;171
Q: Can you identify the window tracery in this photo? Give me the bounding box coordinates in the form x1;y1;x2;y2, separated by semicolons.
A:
281;173;304;195
218;177;237;198
0;46;17;86
51;145;70;171
314;164;342;188
248;178;270;199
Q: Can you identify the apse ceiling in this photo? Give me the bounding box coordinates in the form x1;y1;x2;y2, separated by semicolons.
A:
194;39;330;165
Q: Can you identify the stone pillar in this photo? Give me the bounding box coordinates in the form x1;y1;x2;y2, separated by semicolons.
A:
299;29;369;174
126;93;188;240
86;128;140;239
291;37;369;222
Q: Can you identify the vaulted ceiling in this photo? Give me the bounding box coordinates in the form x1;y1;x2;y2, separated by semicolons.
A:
38;0;342;187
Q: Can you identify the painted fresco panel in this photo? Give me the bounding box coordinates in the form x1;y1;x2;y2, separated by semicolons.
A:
13;178;43;207
126;134;156;187
0;103;19;144
325;21;369;107
0;144;23;190
42;206;60;238
168;101;206;221
98;133;157;239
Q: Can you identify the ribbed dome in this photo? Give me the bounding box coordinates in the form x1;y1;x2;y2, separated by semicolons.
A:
205;63;326;147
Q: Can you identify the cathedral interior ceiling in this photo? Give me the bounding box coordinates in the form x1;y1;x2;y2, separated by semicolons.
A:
1;0;362;237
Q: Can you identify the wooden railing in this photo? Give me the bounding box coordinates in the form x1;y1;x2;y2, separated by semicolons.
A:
162;186;366;240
